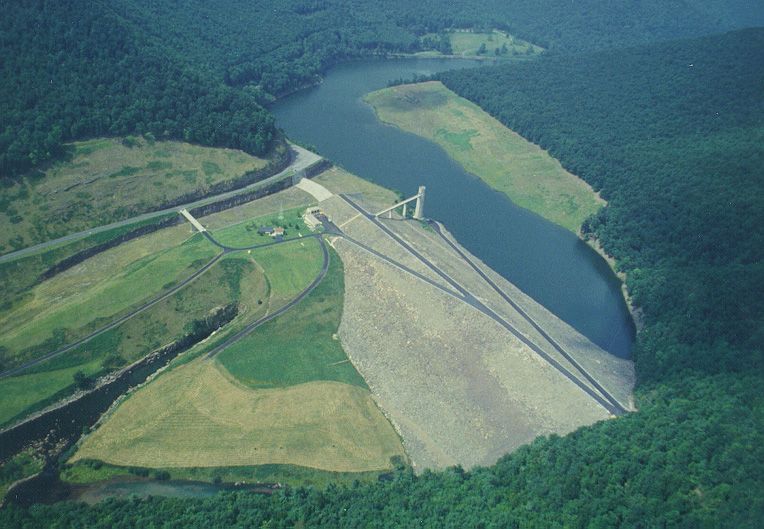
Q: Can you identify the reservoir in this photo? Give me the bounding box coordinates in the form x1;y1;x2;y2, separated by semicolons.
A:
272;58;635;358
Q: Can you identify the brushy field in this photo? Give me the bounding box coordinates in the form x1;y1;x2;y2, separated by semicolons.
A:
0;231;218;369
0;254;267;427
0;136;266;254
62;459;390;489
0;449;44;502
445;30;542;57
217;247;366;389
365;81;603;232
70;362;404;472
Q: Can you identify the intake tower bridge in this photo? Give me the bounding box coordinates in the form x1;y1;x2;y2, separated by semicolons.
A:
374;186;426;220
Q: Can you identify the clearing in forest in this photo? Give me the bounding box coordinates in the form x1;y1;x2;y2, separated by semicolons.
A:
365;81;603;232
447;30;542;57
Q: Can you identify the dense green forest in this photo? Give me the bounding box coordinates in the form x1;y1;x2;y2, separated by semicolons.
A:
0;0;277;178
438;28;764;384
2;24;763;529
3;0;763;178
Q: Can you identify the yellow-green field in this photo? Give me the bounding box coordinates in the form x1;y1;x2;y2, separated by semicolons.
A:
444;30;542;57
0;253;268;427
365;81;603;232
68;230;405;478
71;362;403;472
314;166;399;212
0;136;267;254
0;229;218;369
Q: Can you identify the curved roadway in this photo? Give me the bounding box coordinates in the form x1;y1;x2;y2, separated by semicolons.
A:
0;231;326;379
0;145;321;265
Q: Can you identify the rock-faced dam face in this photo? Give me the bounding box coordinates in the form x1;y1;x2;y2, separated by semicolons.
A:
318;189;634;471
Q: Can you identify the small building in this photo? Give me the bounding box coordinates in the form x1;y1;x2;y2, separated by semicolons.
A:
258;226;274;235
272;227;285;237
303;207;322;231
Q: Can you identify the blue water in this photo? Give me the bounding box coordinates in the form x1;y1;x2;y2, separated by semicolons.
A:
273;58;634;358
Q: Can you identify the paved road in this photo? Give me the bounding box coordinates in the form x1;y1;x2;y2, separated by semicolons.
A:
427;219;627;414
339;194;626;416
205;235;330;358
0;231;322;379
0;145;322;265
0;251;226;379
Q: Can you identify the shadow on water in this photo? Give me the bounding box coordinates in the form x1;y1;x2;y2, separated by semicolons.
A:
272;58;635;358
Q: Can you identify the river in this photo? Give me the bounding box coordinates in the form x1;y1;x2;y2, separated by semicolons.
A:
272;58;635;358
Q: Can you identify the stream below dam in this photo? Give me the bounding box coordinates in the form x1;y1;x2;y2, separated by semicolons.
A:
272;57;635;358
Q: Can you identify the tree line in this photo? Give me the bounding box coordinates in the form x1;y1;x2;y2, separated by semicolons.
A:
4;0;761;179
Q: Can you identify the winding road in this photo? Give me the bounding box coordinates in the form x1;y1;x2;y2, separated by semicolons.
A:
0;230;326;379
205;235;330;358
0;145;321;265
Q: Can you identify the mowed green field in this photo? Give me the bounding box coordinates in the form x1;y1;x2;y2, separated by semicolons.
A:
445;30;542;57
251;238;326;306
217;248;366;389
209;206;314;248
365;81;603;232
69;240;405;475
0;136;267;254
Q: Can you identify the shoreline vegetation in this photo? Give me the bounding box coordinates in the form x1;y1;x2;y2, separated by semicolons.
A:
364;81;603;233
363;81;640;329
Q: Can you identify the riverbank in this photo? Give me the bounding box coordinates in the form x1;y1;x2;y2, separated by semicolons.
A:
580;235;645;332
364;81;604;233
363;79;640;335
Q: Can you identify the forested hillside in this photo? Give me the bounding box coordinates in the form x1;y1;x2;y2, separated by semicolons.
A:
3;26;763;529
439;28;764;383
3;0;762;179
0;0;276;178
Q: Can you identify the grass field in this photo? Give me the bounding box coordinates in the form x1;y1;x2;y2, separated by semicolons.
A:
250;238;325;306
440;30;543;57
0;136;267;254
217;247;366;389
70;362;404;472
67;234;404;477
201;186;314;230
314;166;399;213
0;214;176;311
210;206;314;248
0;232;218;369
0;254;267;427
365;81;603;232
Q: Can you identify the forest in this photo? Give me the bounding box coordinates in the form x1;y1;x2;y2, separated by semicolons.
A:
1;21;762;529
3;0;763;178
